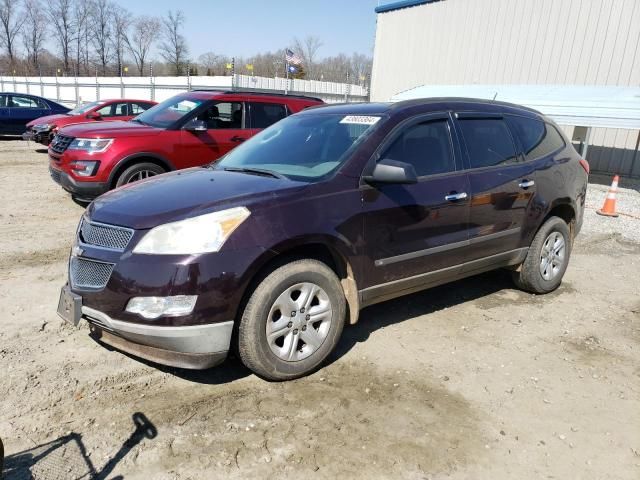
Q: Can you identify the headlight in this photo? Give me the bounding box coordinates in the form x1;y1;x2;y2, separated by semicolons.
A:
68;137;113;153
133;207;251;255
33;123;54;132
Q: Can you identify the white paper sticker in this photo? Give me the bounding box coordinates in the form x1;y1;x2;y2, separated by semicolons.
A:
340;115;381;126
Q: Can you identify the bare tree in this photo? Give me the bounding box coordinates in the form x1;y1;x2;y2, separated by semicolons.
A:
22;0;47;73
198;51;230;76
159;10;189;75
245;50;287;78
111;5;130;74
125;16;160;76
0;0;24;68
47;0;75;74
90;0;113;74
72;0;91;74
292;35;323;79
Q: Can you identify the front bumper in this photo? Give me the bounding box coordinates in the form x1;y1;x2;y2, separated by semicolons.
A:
49;165;109;199
23;129;52;145
82;306;233;369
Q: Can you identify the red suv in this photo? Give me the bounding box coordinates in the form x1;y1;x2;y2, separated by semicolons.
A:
24;98;157;145
48;91;323;201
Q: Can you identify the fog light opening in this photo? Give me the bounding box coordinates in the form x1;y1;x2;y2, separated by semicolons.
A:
125;295;198;319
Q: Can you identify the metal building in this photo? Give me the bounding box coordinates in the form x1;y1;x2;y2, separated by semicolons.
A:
370;0;640;178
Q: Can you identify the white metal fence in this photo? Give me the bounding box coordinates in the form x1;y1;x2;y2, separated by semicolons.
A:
0;74;369;107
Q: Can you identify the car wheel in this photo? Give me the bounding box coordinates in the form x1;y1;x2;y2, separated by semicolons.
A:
237;259;346;381
115;162;166;187
512;216;571;294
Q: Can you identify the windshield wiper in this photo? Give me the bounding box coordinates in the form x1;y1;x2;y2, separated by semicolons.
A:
223;167;285;179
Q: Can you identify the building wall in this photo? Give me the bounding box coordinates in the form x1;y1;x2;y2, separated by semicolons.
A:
371;0;640;177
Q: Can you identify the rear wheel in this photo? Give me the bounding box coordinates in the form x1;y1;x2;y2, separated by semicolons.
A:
512;216;571;294
237;259;346;381
115;162;165;188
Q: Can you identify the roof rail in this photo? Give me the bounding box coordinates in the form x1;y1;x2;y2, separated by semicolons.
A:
190;87;323;103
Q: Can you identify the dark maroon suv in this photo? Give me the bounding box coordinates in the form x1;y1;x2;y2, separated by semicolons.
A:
57;98;589;380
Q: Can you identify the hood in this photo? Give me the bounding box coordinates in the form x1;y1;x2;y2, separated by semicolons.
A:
26;113;69;128
88;167;308;229
59;120;162;138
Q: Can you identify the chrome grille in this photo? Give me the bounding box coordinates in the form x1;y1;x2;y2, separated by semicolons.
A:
79;218;134;251
70;257;114;290
50;133;74;154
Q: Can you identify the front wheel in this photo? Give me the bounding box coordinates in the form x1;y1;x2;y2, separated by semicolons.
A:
512;216;571;294
115;162;166;188
237;259;346;381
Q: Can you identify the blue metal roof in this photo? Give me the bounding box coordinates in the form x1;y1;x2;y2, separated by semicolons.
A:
390;85;640;130
375;0;441;14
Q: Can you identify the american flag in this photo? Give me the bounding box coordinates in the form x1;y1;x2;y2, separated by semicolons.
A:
285;48;303;65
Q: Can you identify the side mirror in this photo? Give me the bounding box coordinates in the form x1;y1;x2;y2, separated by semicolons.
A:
364;158;418;185
185;119;207;132
86;111;101;120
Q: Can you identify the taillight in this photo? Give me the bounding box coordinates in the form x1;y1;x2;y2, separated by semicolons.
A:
579;158;590;174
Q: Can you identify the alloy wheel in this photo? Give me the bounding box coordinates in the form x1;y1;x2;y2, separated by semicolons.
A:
266;282;333;362
539;231;566;281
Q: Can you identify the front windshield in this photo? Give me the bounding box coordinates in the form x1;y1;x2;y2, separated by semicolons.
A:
217;113;381;180
68;101;104;115
133;96;205;128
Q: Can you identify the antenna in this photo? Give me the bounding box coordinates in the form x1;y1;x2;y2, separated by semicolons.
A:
492;91;498;101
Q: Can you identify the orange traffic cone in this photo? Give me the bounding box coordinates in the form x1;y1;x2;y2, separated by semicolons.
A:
596;175;619;217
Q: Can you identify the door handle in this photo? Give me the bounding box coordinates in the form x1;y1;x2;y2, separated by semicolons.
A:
445;192;468;201
230;135;245;143
518;180;535;189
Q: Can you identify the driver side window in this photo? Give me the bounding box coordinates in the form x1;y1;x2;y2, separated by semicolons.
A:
96;102;129;117
198;102;244;129
382;119;456;177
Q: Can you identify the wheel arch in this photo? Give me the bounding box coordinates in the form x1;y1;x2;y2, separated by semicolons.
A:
238;238;361;326
108;153;175;188
543;199;577;240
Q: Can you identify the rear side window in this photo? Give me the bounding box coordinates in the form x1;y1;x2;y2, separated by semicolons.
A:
131;102;154;115
249;102;288;129
383;119;455;177
458;118;518;168
508;115;566;160
9;95;46;109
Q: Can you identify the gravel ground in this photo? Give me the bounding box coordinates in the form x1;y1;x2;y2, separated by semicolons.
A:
1;140;639;480
582;183;640;244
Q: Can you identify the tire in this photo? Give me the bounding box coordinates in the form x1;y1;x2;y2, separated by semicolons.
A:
115;162;165;188
237;259;346;381
512;216;571;294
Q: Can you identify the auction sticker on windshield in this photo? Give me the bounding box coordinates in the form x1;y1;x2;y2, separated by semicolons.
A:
340;115;380;125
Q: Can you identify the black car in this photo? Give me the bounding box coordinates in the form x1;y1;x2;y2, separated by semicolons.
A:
0;93;69;135
57;98;589;381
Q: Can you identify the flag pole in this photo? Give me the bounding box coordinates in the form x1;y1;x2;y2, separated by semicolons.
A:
285;59;289;95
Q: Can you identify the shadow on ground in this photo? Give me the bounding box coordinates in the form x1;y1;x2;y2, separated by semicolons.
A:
3;412;156;480
332;268;516;361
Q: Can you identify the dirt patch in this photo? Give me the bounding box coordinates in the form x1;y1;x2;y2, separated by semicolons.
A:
562;335;620;364
0;246;69;271
573;232;640;256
